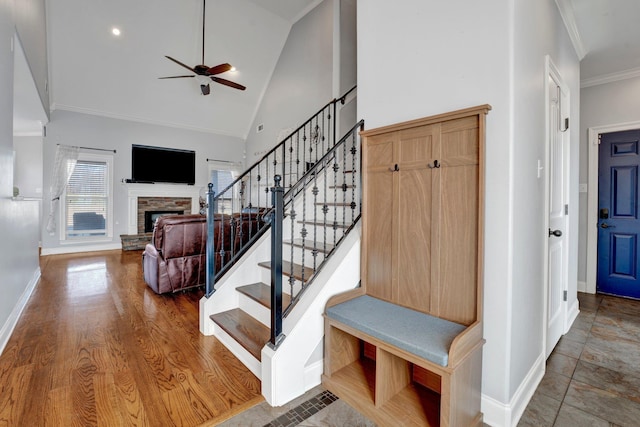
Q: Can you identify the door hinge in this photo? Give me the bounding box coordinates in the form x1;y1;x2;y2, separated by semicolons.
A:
565;204;569;215
563;290;567;301
598;134;602;144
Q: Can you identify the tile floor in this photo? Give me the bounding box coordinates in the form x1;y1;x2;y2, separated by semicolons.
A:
220;292;640;426
518;292;640;426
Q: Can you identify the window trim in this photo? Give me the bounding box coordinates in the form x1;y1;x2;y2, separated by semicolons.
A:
60;152;114;242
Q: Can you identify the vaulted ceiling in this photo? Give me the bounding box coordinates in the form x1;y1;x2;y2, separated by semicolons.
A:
43;0;320;138
14;1;640;135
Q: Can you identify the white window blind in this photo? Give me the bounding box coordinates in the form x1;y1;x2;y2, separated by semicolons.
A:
210;170;235;196
65;159;109;239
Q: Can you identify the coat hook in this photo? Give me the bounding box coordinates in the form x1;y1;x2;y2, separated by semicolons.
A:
428;160;440;169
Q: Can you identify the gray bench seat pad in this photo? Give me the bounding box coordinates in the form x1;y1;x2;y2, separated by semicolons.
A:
326;295;466;366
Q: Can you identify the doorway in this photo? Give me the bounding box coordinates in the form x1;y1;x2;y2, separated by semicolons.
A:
586;122;640;295
544;56;569;358
594;129;640;298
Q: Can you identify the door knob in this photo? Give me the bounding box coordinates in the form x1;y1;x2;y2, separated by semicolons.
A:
600;223;615;229
549;229;562;237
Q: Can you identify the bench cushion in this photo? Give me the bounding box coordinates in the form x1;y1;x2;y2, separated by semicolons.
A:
326;295;466;366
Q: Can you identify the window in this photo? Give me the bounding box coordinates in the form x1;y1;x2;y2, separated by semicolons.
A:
62;152;113;240
208;161;242;214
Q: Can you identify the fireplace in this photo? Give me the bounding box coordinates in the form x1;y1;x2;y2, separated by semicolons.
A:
126;183;201;235
144;210;184;233
137;197;191;233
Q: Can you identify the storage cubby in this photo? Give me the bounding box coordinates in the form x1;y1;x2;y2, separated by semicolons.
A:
324;324;442;426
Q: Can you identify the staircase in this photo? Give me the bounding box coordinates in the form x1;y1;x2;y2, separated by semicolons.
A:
199;90;364;406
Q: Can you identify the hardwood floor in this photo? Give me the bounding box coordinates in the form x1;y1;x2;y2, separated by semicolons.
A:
0;250;263;426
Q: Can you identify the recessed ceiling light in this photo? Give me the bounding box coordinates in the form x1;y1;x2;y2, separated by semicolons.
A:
230;66;237;72
112;27;121;36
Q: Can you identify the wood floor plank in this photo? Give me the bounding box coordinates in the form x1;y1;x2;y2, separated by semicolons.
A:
0;364;33;426
0;249;262;426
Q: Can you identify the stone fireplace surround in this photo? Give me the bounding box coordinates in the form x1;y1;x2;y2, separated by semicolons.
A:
126;183;200;235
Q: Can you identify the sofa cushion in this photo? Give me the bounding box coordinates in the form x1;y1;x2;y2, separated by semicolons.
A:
326;295;466;366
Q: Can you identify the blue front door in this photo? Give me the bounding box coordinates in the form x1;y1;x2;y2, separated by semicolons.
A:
597;129;640;298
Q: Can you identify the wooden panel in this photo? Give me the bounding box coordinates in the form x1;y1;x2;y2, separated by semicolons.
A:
327;325;361;375
375;348;411;407
363;342;376;361
413;364;441;394
398;125;436;165
396;166;432;312
365;133;395;169
437;165;479;325
363;167;394;301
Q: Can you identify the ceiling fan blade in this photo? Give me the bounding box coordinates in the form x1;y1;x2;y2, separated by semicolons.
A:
165;56;197;73
206;63;232;75
158;75;196;79
211;76;246;91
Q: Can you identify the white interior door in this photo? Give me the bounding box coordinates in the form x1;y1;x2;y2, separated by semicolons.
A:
545;69;568;358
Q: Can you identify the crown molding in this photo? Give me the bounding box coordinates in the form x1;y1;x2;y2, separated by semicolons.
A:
581;67;640;88
555;0;586;60
50;103;242;138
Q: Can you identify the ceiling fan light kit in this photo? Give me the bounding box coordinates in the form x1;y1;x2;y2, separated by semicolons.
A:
159;0;246;95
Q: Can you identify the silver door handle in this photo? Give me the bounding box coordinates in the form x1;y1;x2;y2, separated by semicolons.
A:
549;229;562;237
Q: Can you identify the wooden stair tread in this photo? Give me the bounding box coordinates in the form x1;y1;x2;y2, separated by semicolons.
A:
298;220;350;229
284;239;334;254
258;260;314;282
236;282;291;309
210;309;269;361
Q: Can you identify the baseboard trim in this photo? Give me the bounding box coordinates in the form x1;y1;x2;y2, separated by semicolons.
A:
303;359;324;392
41;242;122;255
566;299;580;333
482;352;545;426
0;267;41;356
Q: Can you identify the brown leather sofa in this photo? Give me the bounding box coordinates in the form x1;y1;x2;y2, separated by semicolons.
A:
142;211;266;294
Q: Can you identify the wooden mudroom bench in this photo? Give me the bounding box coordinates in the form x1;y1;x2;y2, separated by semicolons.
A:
322;105;491;426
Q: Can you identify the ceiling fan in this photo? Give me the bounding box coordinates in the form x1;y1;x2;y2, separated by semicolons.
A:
159;0;246;95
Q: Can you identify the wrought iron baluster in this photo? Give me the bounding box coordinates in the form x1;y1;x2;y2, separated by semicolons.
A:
206;183;216;296
300;175;307;294
269;175;284;348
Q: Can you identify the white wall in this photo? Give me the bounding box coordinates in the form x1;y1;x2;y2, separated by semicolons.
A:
13;135;43;199
41;110;245;252
14;0;49;119
511;0;580;406
578;76;640;284
0;0;43;354
245;0;334;163
357;0;580;424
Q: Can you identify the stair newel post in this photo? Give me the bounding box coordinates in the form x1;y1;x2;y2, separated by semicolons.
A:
269;175;285;348
205;183;217;297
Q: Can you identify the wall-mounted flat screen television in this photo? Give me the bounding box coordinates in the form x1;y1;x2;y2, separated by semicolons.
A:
131;144;196;185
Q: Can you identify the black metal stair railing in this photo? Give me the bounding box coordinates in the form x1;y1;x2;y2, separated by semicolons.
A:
268;120;364;346
205;86;357;296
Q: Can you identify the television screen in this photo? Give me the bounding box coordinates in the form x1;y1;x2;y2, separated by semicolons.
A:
131;144;196;185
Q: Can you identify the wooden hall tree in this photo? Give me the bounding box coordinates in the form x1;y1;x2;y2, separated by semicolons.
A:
323;105;490;426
